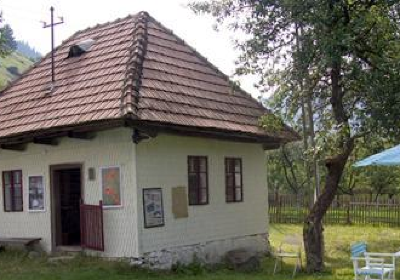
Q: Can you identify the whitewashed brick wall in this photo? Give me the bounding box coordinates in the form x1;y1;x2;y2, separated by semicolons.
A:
0;128;139;258
136;134;269;255
0;128;269;261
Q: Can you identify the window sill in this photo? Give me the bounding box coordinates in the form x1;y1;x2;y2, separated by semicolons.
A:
189;203;209;206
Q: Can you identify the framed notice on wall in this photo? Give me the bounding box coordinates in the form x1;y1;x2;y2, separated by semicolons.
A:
28;176;45;212
101;166;122;207
143;188;165;228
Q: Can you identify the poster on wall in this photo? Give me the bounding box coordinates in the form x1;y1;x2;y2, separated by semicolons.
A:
28;176;45;211
101;166;121;207
143;188;165;228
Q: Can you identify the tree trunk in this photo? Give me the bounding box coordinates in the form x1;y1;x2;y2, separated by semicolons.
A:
295;23;312;199
346;202;351;225
303;153;350;271
303;218;324;271
301;36;354;270
303;141;354;272
374;192;380;203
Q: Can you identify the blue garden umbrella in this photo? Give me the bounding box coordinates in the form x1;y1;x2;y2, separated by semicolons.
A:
353;144;400;167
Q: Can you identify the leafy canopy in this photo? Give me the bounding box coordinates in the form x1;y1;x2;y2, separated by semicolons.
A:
190;0;400;154
0;13;13;57
191;2;400;270
2;24;17;52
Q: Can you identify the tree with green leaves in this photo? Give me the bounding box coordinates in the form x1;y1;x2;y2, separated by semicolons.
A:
2;24;17;51
0;13;13;57
190;0;400;272
267;142;311;197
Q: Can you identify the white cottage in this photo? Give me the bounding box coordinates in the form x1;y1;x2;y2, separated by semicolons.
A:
0;12;297;267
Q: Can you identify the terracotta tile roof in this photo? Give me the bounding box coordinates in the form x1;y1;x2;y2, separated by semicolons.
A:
0;12;299;144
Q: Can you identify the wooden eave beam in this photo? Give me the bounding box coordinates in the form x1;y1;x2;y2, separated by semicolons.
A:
33;137;59;146
0;119;122;145
131;128;158;144
0;143;27;151
263;143;281;150
68;131;96;140
131;120;284;145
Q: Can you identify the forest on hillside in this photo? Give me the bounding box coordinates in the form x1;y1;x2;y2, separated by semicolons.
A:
0;23;40;88
17;40;41;61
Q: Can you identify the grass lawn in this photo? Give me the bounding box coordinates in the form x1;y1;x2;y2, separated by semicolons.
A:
0;51;33;87
1;224;399;280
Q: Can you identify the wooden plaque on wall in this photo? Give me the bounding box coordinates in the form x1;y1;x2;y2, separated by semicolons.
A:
172;186;189;219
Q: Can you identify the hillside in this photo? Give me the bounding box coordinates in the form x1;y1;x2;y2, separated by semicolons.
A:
17;40;42;61
0;51;33;89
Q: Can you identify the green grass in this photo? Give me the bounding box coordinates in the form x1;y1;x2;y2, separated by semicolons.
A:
1;225;399;280
0;51;33;87
269;224;400;278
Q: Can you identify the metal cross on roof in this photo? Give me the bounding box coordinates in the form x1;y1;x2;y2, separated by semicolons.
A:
42;6;64;87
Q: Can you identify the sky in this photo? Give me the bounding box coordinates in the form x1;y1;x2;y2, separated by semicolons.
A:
1;0;263;98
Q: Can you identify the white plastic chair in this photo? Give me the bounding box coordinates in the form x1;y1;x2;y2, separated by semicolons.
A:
273;235;303;277
351;242;395;280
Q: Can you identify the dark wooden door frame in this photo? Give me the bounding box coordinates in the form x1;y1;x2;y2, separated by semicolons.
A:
50;163;84;252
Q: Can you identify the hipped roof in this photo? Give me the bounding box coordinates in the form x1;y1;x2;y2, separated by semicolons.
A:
0;12;299;146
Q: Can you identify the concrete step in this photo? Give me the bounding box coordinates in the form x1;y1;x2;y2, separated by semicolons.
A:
48;246;83;258
47;255;76;263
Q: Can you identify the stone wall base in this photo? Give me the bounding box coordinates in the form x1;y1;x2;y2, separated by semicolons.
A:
131;233;269;270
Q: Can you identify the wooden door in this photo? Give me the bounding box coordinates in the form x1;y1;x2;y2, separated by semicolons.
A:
80;200;104;251
52;166;82;247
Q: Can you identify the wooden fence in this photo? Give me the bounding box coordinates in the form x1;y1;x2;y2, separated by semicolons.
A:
269;194;400;226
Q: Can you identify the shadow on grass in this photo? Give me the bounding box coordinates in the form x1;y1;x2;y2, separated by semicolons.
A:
1;225;399;280
269;224;400;280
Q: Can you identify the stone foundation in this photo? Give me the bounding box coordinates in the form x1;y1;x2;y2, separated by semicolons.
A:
132;233;269;270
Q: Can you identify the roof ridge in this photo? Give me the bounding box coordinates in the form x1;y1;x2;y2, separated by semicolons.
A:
72;14;136;39
120;11;149;118
146;15;263;106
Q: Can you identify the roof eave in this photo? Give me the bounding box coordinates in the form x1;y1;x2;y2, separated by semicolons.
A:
125;119;296;147
0;118;124;146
